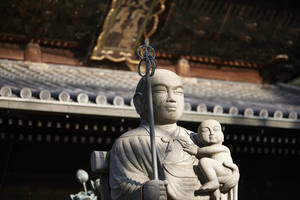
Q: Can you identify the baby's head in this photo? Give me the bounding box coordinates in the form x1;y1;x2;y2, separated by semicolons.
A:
196;119;224;146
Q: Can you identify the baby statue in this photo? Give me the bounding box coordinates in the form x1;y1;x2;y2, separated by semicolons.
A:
180;119;238;200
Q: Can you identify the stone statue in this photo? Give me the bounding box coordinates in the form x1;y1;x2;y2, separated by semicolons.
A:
104;69;239;200
91;69;239;200
180;119;239;200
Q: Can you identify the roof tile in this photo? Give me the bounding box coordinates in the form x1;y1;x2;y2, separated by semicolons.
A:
0;59;299;119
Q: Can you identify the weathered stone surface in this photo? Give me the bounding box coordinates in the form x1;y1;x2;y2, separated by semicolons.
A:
94;69;239;200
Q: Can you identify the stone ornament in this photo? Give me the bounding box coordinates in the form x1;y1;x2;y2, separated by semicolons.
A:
91;69;239;200
70;169;98;200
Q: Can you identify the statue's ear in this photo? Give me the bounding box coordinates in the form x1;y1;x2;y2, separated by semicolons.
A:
133;92;144;117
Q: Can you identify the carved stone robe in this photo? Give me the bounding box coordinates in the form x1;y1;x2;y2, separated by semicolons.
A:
109;122;232;200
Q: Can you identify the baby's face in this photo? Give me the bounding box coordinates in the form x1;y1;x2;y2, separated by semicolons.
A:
197;119;224;145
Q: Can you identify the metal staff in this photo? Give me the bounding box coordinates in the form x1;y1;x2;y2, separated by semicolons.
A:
137;40;158;180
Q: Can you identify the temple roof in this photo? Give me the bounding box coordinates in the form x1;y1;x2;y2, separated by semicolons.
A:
0;59;299;129
0;0;299;75
152;0;300;62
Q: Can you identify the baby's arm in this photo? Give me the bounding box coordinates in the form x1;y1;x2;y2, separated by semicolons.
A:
195;145;230;159
180;139;230;157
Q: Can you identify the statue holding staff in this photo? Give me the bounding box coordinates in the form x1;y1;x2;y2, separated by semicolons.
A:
97;41;240;200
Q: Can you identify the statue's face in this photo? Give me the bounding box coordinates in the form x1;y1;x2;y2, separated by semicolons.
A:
198;119;224;145
151;69;184;124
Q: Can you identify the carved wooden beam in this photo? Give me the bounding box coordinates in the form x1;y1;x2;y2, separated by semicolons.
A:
90;0;166;64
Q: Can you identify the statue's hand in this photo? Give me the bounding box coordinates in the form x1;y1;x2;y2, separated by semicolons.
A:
179;141;198;155
143;180;168;200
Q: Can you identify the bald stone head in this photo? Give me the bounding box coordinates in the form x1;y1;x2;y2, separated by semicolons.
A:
134;69;184;124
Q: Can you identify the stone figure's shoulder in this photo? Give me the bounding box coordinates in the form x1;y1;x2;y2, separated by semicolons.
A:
119;126;149;138
111;126;149;150
179;126;196;137
179;126;193;134
221;145;231;153
179;126;199;144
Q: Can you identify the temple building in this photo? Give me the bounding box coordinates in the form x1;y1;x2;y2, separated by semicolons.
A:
0;0;299;199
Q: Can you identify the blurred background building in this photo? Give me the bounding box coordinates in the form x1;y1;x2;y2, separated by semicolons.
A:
0;0;300;199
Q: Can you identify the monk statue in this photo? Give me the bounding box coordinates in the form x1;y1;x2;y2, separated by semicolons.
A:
104;69;239;200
